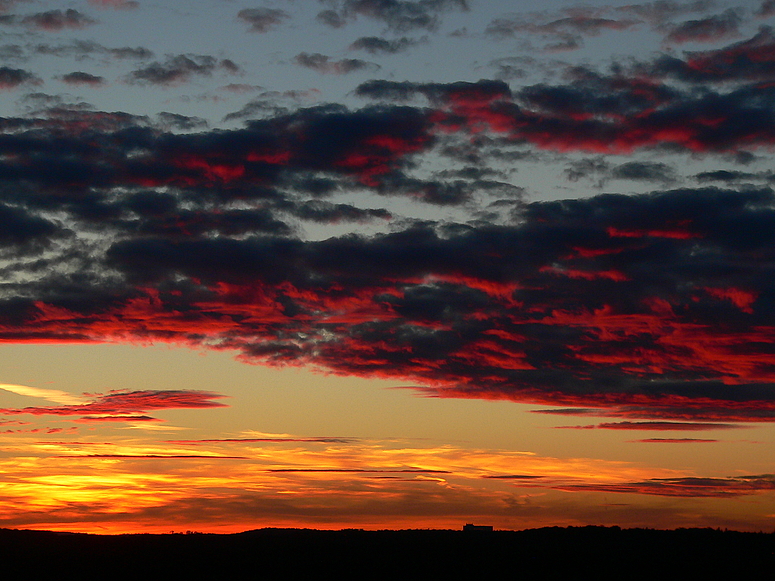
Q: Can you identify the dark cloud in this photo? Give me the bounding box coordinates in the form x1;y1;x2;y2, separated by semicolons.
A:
108;45;153;59
4;136;775;421
611;161;676;184
486;12;639;43
3;55;775;423
349;36;420;54
316;9;347;28
237;7;290;32
695;169;775;185
664;8;743;44
645;27;775;83
616;0;717;25
128;55;240;85
280;200;391;223
565;158;610;183
21;9;96;31
319;0;469;32
0;44;24;60
0;203;58;247
352;56;775;154
544;35;583;52
88;0;139;8
294;52;379;74
60;71;105;86
156;112;207;131
222;98;289;121
355;78;511;103
759;0;775;17
489;57;533;80
33;40;153;60
0;66;38;89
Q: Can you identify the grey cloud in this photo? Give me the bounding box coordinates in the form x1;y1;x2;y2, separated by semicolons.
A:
664;8;743;44
0;66;38;89
294;52;379;74
237;7;290;32
350;36;420;54
60;72;105;86
33;40;152;60
611;161;677;184
318;0;469;32
128;55;240;85
22;9;95;31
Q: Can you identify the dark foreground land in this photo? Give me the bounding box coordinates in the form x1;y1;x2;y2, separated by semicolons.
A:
1;526;772;579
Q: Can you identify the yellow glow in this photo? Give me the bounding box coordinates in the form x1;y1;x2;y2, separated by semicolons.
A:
1;434;766;534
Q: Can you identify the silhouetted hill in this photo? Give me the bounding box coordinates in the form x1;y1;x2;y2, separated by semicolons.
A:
0;526;772;579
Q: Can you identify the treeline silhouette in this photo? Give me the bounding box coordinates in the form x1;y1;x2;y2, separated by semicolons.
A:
1;526;772;579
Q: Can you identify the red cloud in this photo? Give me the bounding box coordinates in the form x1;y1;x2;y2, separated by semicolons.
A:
632;438;717;443
555;475;775;497
558;421;743;430
0;390;226;421
704;287;758;313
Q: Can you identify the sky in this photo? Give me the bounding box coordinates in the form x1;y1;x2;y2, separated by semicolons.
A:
0;0;774;534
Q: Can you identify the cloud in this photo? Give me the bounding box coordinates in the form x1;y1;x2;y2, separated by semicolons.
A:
267;467;451;473
237;7;290;33
280;200;391;223
167;437;353;444
21;9;96;31
0;66;39;89
645;27;775;83
759;0;775;18
33;40;153;60
664;9;743;44
5;185;775;421
487;13;639;40
355;78;511;104
60;71;105;86
350;36;420;54
556;475;775;497
0;390;227;421
316;9;347;28
558;421;744;430
155;112;207;131
633;438;718;442
319;0;470;32
128;55;240;85
351;51;775;154
88;0;139;9
0;203;58;245
2;53;775;423
611;161;677;184
57;454;247;459
616;0;717;26
294;52;379;74
0;383;84;405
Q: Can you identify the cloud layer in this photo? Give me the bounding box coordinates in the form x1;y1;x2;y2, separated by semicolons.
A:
0;16;774;428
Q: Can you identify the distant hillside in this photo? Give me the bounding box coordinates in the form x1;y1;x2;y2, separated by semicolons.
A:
1;526;772;579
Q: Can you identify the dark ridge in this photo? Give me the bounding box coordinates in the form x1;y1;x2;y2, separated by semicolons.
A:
0;526;772;578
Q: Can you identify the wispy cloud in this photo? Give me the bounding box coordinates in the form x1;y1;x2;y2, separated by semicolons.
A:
0;383;85;405
0;390;227;422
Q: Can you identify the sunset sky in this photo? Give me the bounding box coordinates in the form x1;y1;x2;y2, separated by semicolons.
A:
0;0;774;534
